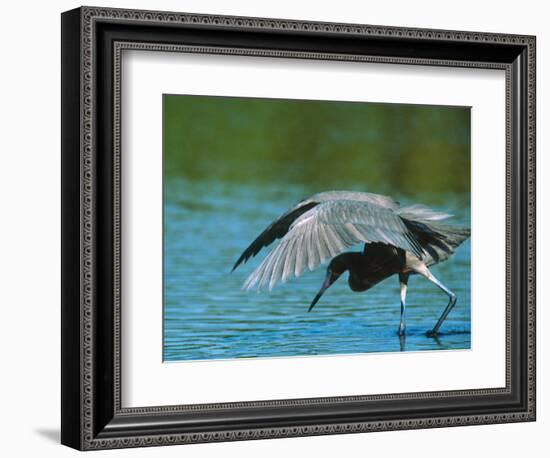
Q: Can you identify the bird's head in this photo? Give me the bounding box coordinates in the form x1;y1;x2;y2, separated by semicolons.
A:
308;255;349;312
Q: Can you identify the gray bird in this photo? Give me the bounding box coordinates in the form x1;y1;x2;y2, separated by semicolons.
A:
232;190;470;336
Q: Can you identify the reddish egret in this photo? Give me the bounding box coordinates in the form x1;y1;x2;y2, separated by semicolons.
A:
233;191;470;336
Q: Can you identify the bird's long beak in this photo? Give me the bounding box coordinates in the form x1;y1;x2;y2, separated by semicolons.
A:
308;269;340;312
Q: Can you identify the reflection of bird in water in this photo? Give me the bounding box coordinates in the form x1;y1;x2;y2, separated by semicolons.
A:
232;191;470;336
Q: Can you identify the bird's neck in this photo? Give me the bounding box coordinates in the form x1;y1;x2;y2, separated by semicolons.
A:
338;252;378;292
348;270;370;291
332;253;365;291
336;252;364;270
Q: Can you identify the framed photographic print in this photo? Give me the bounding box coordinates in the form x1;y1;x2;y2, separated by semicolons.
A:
61;6;536;450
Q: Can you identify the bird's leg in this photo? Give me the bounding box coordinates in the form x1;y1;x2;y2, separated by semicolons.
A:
399;333;406;352
398;273;409;336
417;268;457;336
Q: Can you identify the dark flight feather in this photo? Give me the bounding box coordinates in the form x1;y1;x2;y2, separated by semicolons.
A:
231;201;319;271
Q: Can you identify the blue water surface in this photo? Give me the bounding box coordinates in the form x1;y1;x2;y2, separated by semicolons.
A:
163;179;471;361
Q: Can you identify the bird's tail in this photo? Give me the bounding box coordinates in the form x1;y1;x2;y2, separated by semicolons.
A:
398;204;470;266
397;204;453;222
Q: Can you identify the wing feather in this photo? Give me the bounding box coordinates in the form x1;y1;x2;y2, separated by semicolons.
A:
282;237;298;283
315;225;330;264
257;241;281;290
305;229;317;271
242;199;424;290
269;241;289;291
294;233;306;278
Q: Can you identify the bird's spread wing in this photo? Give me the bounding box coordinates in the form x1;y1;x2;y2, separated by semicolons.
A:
232;190;400;272
231;201;319;271
242;200;424;291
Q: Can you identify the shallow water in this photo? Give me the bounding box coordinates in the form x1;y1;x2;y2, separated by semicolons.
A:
163;179;471;361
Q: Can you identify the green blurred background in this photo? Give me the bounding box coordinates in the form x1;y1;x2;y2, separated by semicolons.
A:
164;95;470;198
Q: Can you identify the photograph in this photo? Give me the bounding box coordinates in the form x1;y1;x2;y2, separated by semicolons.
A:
163;94;472;362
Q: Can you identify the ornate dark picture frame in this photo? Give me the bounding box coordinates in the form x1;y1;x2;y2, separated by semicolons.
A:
61;6;536;451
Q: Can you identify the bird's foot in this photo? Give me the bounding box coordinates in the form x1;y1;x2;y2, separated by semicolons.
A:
426;329;439;337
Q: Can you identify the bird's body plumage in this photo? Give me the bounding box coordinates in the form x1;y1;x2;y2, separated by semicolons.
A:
233;190;470;335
